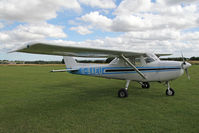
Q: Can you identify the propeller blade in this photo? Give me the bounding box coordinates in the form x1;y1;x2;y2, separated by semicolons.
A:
181;51;186;64
181;52;191;80
181;51;187;70
185;69;190;80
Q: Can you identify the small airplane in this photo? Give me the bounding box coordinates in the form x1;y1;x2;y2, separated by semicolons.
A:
13;42;191;98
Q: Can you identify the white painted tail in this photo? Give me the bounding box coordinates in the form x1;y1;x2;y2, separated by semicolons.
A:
63;56;77;69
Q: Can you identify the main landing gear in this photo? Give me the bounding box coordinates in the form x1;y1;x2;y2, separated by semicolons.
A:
118;80;130;98
165;81;175;96
141;82;150;89
118;80;151;98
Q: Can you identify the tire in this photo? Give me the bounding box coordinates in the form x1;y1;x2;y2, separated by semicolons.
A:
166;88;175;96
118;88;128;98
142;82;150;89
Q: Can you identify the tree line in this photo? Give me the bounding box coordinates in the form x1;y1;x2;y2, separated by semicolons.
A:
1;56;199;64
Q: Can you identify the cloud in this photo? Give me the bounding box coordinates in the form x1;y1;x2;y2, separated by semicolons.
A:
182;32;199;41
0;33;9;41
0;22;4;29
0;0;81;22
114;0;152;15
112;1;199;32
0;23;67;49
121;29;181;41
73;1;198;33
160;0;199;5
79;0;116;9
80;11;112;31
14;23;67;39
111;15;152;32
70;26;92;35
153;1;198;17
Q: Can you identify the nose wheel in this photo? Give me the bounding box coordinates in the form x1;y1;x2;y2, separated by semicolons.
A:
118;80;130;98
166;88;175;96
165;82;175;96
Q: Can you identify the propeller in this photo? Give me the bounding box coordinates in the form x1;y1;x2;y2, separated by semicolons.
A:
181;52;191;80
185;69;190;80
181;52;186;64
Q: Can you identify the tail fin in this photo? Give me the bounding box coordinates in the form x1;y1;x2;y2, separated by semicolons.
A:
63;56;77;69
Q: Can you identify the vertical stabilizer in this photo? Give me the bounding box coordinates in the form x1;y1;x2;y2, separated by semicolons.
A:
63;56;77;69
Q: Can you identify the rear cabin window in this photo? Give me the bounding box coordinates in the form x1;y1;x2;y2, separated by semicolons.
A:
128;57;141;66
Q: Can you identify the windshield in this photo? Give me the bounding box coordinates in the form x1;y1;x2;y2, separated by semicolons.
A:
144;53;158;63
145;57;155;63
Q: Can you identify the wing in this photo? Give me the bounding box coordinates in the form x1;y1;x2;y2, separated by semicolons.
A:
13;42;144;58
156;54;172;57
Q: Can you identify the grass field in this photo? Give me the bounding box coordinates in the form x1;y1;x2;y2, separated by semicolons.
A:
0;65;199;133
188;60;199;65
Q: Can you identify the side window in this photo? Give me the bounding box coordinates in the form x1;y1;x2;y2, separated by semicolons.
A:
135;58;141;66
110;58;119;64
127;57;142;66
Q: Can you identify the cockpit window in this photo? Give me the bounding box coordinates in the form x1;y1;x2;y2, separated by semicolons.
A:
145;57;155;63
144;53;158;63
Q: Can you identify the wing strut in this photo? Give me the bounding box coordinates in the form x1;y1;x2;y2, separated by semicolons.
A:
120;54;147;79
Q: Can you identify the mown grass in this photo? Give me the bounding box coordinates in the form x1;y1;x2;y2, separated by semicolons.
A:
189;60;199;65
0;65;199;133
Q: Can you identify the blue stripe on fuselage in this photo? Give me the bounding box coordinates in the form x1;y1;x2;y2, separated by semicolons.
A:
70;66;181;75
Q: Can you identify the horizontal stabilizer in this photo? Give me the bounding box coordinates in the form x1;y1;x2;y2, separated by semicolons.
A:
50;69;67;72
50;69;78;72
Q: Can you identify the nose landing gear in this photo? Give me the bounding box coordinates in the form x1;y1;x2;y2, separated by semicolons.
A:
118;80;130;98
165;81;175;96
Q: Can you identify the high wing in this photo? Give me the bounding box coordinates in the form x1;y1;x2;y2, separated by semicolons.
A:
13;42;144;58
14;42;172;58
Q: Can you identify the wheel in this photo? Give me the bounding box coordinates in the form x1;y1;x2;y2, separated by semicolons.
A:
118;88;128;98
166;88;175;96
142;82;150;89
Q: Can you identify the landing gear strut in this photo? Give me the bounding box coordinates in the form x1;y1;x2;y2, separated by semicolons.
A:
118;80;130;98
165;81;175;96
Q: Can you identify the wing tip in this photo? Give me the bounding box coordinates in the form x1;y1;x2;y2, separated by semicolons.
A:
8;41;39;53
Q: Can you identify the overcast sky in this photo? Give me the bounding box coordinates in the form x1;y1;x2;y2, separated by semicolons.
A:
0;0;199;61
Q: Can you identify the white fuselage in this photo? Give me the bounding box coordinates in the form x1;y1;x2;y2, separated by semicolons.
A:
69;57;190;82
